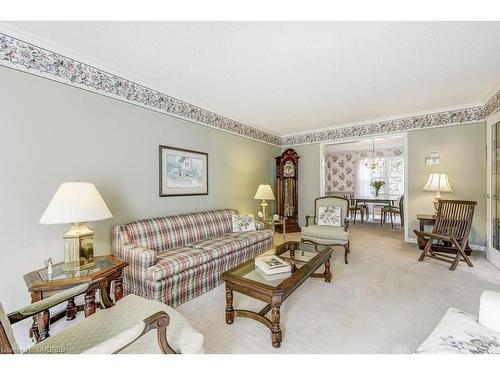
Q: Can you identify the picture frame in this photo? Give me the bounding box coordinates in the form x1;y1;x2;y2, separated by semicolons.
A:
159;145;209;197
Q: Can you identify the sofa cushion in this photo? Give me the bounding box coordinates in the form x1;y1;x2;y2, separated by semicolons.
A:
123;209;237;251
196;230;273;250
416;307;500;354
147;230;273;281
301;225;348;245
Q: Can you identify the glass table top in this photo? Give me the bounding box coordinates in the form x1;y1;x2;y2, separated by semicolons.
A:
227;242;330;287
39;258;115;281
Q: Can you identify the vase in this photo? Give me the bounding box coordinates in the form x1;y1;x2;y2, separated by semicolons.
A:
375;189;380;197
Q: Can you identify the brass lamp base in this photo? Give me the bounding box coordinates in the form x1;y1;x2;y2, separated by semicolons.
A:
433;191;443;213
260;200;269;221
63;223;95;271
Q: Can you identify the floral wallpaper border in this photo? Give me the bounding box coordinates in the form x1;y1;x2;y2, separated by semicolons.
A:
0;33;281;146
485;88;500;117
281;106;487;146
1;33;499;147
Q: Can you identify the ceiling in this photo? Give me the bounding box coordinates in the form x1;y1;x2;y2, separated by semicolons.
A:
324;135;405;153
2;21;500;136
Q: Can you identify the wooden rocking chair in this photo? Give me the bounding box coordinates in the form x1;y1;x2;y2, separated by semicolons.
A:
414;200;476;271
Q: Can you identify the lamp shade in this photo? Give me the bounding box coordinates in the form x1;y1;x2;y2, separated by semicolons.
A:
422;173;453;193
254;184;275;200
40;182;113;224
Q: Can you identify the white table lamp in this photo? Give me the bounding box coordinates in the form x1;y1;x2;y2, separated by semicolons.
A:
254;184;275;220
40;182;113;270
422;173;453;212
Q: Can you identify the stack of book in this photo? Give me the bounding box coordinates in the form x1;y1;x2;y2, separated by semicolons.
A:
255;255;291;275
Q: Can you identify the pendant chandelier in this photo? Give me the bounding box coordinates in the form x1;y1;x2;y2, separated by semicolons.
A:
365;139;381;170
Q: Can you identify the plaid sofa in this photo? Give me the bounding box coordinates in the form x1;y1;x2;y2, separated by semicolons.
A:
112;209;273;307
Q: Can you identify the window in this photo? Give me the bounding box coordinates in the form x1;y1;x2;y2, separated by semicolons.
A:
369;157;404;196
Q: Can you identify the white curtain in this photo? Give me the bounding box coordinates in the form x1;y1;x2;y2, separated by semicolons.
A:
356;159;371;197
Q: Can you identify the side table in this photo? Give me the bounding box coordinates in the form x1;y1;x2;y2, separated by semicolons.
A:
23;255;128;343
264;217;286;243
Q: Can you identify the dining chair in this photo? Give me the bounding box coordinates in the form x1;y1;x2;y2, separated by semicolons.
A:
414;200;476;270
381;195;404;228
347;193;369;224
0;279;204;354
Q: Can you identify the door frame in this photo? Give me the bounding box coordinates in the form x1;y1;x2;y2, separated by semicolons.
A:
486;110;500;269
319;132;409;242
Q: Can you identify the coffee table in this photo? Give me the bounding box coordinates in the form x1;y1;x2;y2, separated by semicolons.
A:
223;241;333;348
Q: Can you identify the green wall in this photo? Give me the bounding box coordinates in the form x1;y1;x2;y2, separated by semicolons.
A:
289;122;487;247
0;67;279;310
407;122;487;246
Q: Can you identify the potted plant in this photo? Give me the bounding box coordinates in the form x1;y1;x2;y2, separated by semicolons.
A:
370;180;385;197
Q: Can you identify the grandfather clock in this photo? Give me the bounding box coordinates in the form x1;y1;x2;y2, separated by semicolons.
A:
275;148;300;233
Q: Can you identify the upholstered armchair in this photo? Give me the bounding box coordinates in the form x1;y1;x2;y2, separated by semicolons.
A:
301;196;351;264
0;280;204;354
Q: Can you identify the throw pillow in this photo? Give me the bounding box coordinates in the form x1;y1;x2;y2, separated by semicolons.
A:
232;214;257;232
318;206;342;226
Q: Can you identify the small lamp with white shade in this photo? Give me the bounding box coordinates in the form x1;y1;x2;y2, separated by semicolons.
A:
254;184;275;220
39;182;113;270
422;173;453;213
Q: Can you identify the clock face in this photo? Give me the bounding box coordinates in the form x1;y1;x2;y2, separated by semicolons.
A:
283;160;295;177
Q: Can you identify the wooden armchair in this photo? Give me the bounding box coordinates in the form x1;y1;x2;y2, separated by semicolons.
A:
1;279;204;354
414;200;476;271
302;196;351;264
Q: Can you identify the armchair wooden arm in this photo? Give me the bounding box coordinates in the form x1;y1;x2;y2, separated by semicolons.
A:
305;215;315;227
344;217;349;232
8;279;112;324
82;311;175;354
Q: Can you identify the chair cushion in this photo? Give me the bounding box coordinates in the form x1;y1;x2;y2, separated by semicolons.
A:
301;225;348;245
416;307;500;354
29;294;204;354
147;230;273;280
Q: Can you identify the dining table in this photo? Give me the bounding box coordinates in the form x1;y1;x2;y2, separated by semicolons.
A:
353;196;399;228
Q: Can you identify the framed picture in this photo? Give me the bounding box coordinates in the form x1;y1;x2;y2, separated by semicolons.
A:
159;145;208;197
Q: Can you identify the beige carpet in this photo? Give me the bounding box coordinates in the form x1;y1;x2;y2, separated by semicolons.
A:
12;223;500;353
176;223;500;353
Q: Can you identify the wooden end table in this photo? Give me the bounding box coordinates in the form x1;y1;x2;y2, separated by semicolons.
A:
223;241;333;348
23;255;128;343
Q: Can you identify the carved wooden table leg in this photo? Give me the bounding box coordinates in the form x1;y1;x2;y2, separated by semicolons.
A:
324;257;332;283
114;276;124;301
225;288;234;324
29;291;42;342
84;289;96;317
36;310;50;341
271;297;282;348
66;297;77;320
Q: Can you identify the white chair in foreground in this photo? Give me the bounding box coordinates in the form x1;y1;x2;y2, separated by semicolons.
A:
417;290;500;354
0;279;204;354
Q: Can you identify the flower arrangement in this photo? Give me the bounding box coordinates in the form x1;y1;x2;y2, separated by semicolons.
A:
370;180;385;197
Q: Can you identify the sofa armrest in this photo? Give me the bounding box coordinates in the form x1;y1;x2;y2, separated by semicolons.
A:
119;243;157;268
479;290;500;332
